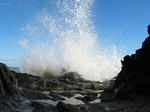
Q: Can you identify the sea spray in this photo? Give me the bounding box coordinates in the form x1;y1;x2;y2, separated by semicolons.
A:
19;0;122;81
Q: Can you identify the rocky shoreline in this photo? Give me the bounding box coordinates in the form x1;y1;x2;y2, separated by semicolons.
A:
0;62;113;112
1;25;150;112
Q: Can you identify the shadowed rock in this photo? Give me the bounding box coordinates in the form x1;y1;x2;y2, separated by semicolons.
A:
101;25;150;101
0;62;16;96
147;24;150;36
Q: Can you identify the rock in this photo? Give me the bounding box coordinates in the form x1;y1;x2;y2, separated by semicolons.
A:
78;95;97;104
79;103;107;112
0;96;33;112
147;24;150;36
100;88;115;102
31;101;58;112
49;92;65;101
56;101;109;112
107;25;150;100
59;71;84;83
133;75;150;94
11;70;104;92
56;101;80;112
59;91;76;98
0;62;16;96
18;88;51;100
11;71;61;91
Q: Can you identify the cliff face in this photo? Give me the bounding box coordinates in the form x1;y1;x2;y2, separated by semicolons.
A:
100;25;150;101
112;25;150;99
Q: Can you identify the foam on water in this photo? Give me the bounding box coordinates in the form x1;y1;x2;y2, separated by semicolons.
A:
19;0;122;81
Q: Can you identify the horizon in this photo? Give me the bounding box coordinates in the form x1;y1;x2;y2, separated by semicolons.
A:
0;0;150;67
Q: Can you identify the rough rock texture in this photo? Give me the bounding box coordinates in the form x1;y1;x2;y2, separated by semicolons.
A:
0;62;106;111
56;101;108;112
2;25;150;111
101;25;150;101
114;38;150;96
11;71;104;91
0;62;16;96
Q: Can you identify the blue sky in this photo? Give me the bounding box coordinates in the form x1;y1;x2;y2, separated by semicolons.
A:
0;0;150;67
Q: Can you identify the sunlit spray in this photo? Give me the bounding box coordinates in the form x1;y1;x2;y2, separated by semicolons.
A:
19;0;122;81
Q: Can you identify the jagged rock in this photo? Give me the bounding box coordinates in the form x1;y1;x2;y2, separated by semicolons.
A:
147;24;150;36
0;62;16;96
11;71;61;91
104;25;150;100
11;70;104;92
0;62;109;111
59;71;84;83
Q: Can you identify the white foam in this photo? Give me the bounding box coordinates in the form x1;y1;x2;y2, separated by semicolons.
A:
19;0;122;81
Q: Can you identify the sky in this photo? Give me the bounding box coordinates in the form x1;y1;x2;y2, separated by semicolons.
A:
0;0;150;67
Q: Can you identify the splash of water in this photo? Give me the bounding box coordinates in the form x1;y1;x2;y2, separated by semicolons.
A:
19;0;122;81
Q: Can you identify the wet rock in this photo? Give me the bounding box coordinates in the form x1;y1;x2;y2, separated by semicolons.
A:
56;101;80;112
74;91;99;104
59;91;76;98
80;103;107;112
0;62;107;112
18;89;51;100
31;101;58;112
49;92;65;101
77;95;97;104
56;101;109;112
0;95;32;112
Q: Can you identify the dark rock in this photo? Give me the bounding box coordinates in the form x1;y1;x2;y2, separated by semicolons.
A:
59;71;84;82
11;69;104;92
59;91;76;98
49;92;65;101
100;88;115;102
0;62;16;96
133;75;150;94
18;88;51;100
11;71;61;91
147;24;150;36
106;25;150;100
0;94;33;112
79;103;107;112
31;101;58;112
56;101;80;112
75;92;98;104
78;95;97;104
0;62;113;111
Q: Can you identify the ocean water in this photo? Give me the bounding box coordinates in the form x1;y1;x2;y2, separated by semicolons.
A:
9;67;21;73
19;0;122;81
